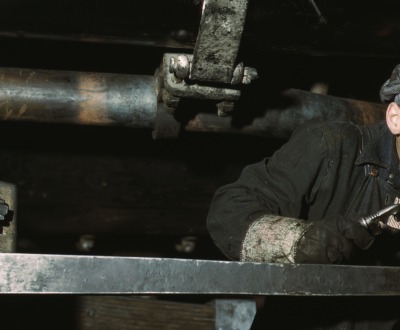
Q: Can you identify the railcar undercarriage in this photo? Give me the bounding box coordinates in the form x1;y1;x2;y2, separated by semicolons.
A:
1;1;400;329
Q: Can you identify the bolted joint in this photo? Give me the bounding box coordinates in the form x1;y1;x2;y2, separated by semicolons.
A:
162;89;180;111
231;63;244;85
217;101;235;117
231;63;259;85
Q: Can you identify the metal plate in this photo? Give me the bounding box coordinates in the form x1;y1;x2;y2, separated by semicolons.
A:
191;0;248;83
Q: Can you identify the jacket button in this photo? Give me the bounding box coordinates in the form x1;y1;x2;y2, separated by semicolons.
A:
370;167;379;177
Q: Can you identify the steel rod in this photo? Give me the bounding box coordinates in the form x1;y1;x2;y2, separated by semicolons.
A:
0;66;386;139
0;67;157;128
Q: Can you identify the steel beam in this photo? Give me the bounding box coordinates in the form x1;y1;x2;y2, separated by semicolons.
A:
1;253;400;295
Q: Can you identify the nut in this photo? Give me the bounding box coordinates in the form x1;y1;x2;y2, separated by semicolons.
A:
242;67;258;84
169;55;190;80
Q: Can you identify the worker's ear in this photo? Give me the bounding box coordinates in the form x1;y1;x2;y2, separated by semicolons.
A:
386;102;400;135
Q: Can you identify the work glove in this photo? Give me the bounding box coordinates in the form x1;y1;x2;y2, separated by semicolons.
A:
294;215;375;264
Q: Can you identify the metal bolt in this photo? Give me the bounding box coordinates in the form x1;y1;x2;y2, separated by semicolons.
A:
231;62;244;85
162;89;180;110
169;55;190;80
242;67;258;85
217;101;235;117
76;234;95;253
169;57;175;73
175;236;197;253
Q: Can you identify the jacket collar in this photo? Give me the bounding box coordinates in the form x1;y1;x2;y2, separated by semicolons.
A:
355;122;397;169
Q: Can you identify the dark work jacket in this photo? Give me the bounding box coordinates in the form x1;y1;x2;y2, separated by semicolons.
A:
207;120;400;265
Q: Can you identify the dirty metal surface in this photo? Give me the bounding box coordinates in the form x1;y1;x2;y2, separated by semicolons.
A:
1;254;400;295
0;67;157;128
191;0;248;83
164;54;241;101
215;299;256;330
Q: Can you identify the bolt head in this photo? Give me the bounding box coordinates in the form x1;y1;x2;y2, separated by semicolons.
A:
242;67;259;84
169;57;176;74
174;55;190;79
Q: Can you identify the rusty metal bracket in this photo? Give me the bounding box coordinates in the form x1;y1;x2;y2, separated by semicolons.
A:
157;1;257;123
191;0;249;84
161;53;241;117
152;102;181;139
164;54;241;101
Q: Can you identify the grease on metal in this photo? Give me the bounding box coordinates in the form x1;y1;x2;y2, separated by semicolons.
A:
77;73;111;125
191;0;249;83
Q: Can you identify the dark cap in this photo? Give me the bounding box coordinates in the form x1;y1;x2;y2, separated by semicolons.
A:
380;64;400;104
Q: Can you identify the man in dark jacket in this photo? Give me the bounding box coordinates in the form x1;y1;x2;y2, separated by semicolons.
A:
207;64;400;266
207;65;400;329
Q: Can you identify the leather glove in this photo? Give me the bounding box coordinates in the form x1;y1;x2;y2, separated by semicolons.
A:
294;215;375;264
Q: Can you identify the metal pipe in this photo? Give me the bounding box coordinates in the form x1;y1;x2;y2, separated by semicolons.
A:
0;66;386;139
184;89;386;139
0;67;157;128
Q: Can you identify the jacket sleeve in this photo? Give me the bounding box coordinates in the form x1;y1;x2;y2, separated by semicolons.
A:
206;122;332;262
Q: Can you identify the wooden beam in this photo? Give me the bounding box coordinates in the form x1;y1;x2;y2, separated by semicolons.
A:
77;296;215;330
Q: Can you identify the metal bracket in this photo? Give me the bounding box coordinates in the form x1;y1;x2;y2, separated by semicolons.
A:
164;54;241;101
162;53;242;117
191;0;249;84
156;0;257;126
152;102;181;139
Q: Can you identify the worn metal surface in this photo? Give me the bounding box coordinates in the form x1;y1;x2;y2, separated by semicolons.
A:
163;54;241;101
152;103;181;139
185;88;387;139
0;66;386;138
191;0;248;83
214;299;256;330
0;182;16;253
1;254;400;295
0;67;157;128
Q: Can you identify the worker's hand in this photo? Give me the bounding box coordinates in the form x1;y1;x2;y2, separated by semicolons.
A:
294;215;374;264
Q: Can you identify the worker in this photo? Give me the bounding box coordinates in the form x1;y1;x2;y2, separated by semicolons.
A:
207;64;400;267
207;64;400;329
